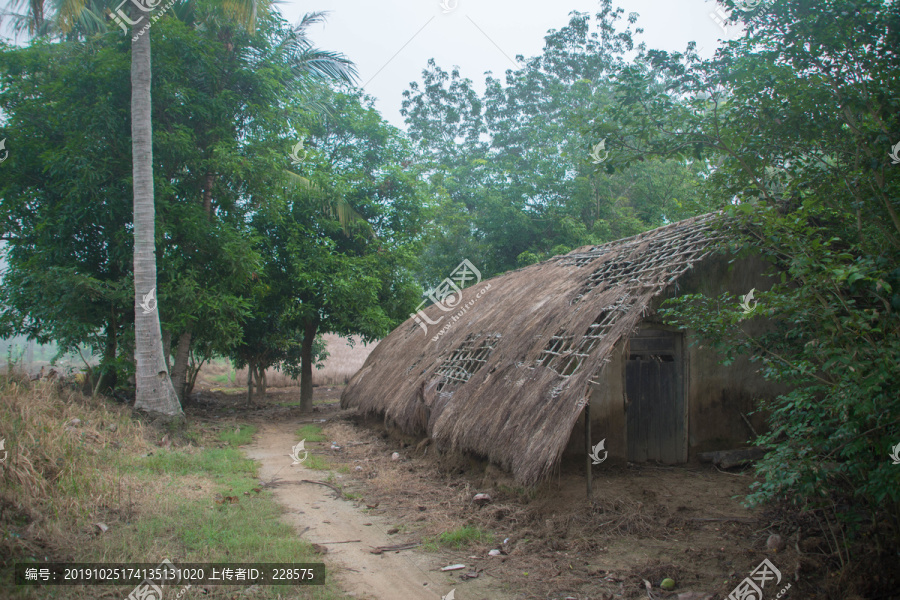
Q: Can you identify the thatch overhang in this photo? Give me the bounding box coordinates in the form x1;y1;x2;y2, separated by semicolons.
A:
341;213;726;486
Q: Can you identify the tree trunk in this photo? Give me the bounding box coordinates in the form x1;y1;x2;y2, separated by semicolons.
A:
161;328;171;371
300;321;317;412
255;365;267;395
246;358;254;405
97;317;118;393
185;353;204;399
130;22;182;417
169;331;192;402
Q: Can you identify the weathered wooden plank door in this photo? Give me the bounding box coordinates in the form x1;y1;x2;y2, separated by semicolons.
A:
625;329;685;463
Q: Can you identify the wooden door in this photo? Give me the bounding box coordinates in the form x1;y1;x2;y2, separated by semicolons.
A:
626;329;685;463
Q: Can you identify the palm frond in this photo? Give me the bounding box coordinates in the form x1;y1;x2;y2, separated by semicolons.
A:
221;0;273;30
290;49;358;85
0;0;44;34
65;1;105;35
271;12;358;86
27;0;43;33
293;10;329;32
283;169;313;190
2;0;103;38
283;170;375;239
52;0;88;34
0;8;48;38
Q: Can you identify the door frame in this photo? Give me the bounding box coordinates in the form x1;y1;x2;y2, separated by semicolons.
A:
622;323;688;463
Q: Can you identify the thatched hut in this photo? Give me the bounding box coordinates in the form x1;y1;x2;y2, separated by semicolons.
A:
341;214;780;486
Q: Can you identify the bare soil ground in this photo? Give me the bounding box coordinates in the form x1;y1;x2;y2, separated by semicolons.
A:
184;383;812;600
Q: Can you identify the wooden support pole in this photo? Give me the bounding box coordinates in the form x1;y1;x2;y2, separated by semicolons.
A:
584;402;592;500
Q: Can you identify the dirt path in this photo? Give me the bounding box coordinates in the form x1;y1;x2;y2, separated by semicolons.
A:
243;422;453;600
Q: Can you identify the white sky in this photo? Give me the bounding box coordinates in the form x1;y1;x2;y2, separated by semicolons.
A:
279;0;740;129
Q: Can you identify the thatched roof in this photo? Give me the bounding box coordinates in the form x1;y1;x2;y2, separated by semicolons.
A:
341;214;725;485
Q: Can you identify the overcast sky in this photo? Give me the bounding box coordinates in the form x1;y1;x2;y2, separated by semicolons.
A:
279;0;740;130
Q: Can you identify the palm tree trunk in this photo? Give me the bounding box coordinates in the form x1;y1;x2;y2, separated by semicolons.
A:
130;22;182;417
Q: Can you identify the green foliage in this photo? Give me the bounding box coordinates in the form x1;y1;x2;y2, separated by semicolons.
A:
0;2;358;398
233;86;425;408
632;0;900;565
402;4;713;283
0;37;136;389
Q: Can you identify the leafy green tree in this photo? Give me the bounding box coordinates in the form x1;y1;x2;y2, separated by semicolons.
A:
147;5;356;401
235;88;424;411
0;0;356;416
0;38;134;391
602;0;900;579
0;1;356;410
402;7;712;283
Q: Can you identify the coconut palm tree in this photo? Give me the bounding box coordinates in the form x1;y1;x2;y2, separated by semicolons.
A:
2;0;183;414
2;0;357;416
125;1;183;415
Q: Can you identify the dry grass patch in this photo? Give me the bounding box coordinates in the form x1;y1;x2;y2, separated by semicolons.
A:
0;372;349;600
0;374;150;552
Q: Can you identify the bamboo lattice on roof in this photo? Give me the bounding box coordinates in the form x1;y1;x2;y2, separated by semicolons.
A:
341;213;726;485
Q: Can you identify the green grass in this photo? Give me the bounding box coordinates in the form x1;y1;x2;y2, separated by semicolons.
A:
208;372;232;384
100;446;344;599
1;378;348;599
424;526;494;551
304;454;332;470
130;447;256;477
296;424;326;442
219;423;257;446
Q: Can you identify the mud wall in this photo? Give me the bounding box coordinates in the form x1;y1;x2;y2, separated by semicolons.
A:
563;253;784;461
